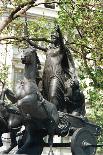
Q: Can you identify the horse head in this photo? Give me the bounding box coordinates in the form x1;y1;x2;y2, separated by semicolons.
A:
21;49;37;65
21;48;41;82
70;79;79;90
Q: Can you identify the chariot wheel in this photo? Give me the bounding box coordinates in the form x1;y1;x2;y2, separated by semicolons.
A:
71;127;97;155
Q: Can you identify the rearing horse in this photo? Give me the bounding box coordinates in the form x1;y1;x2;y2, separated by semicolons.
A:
4;48;59;155
0;81;23;154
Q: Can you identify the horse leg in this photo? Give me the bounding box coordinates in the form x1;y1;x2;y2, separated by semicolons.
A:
46;121;56;155
2;130;17;154
0;133;3;147
2;112;21;154
16;127;44;155
18;130;26;148
48;134;54;155
10;130;17;147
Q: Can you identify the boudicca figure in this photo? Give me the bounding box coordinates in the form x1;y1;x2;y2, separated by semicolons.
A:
42;25;76;112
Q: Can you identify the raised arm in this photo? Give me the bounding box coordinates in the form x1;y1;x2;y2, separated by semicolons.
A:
55;25;64;49
55;25;78;80
4;88;18;103
25;38;47;52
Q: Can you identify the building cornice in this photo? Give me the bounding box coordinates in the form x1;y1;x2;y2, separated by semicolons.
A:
0;2;58;19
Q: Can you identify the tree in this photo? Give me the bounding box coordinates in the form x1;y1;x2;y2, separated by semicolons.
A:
0;0;59;34
0;0;59;49
0;64;9;85
57;0;103;88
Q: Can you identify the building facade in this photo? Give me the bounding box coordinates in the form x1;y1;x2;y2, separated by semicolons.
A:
0;1;71;154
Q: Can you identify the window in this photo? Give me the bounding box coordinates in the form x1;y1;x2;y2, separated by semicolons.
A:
44;0;55;9
13;68;24;90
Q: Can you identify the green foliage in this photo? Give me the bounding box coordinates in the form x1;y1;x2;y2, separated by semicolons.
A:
28;17;54;38
88;89;103;149
0;64;9;84
58;0;103;89
1;0;29;6
1;8;55;47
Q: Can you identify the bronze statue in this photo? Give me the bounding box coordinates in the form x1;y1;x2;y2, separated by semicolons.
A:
0;82;23;154
65;79;85;116
4;49;59;155
0;25;86;155
42;26;69;111
42;25;78;113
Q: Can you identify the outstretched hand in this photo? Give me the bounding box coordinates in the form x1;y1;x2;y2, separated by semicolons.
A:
3;87;9;93
0;99;5;105
55;25;60;33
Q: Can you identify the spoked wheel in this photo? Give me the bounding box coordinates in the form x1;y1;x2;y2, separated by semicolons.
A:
71;127;97;155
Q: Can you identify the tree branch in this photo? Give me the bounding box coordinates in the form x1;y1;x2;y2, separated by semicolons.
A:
29;37;52;43
0;36;52;43
0;36;48;51
0;0;36;33
66;41;100;52
0;0;59;34
25;38;47;52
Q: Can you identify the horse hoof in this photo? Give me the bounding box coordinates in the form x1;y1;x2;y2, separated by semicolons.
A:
48;150;54;155
2;150;8;154
0;142;3;147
